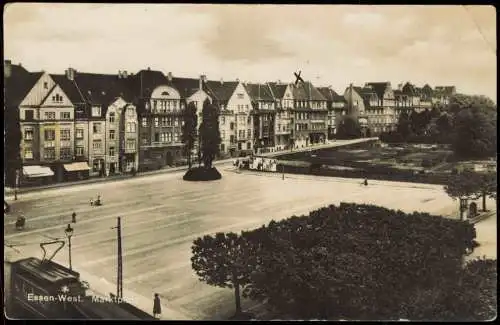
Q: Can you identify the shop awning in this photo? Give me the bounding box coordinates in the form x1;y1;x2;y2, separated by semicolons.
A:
22;165;54;178
64;162;90;172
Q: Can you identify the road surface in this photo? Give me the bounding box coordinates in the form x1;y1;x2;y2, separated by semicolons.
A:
4;166;495;320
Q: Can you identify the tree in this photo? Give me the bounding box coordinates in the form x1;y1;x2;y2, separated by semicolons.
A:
4;106;22;187
337;116;361;139
191;232;252;316
181;101;198;169
477;172;497;212
396;110;412;139
452;107;496;159
199;99;221;168
444;171;483;219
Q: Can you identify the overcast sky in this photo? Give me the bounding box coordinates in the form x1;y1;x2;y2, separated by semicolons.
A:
4;3;497;100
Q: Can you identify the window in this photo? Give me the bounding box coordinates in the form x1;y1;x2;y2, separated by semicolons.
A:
154;133;160;142
160;132;166;142
237;93;244;99
76;129;84;139
109;130;115;140
221;116;225;124
126;140;136;151
44;112;56;120
92;106;101;117
174;133;179;142
154;117;159;127
93;123;102;134
60;129;71;141
109;112;115;123
44;130;55;141
43;82;48;89
52;94;63;103
109;147;115;156
142;118;147;127
247;129;251;138
25;110;34;121
43;148;56;160
24;129;33;140
230;122;234;130
60;148;72;160
76;147;84;156
222;131;226;139
174;119;178;127
24;148;33;159
60;112;71;120
92;140;102;151
127;122;136;133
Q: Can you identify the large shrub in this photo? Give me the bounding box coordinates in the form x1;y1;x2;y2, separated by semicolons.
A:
242;203;478;320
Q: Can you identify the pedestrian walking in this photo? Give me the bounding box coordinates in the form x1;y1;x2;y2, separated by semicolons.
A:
153;293;162;319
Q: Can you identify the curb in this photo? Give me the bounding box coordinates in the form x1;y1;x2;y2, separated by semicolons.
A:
468;211;496;224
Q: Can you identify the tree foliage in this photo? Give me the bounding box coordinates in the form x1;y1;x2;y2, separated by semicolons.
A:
192;203;486;320
199;99;221;168
337;116;361;139
452;107;496;159
396;110;412;138
191;232;252;314
444;170;483;201
181;101;198;169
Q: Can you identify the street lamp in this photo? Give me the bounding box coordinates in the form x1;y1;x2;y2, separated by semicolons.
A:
65;224;74;270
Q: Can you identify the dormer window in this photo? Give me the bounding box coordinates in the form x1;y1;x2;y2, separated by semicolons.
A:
161;91;169;96
52;94;63;103
92;106;101;117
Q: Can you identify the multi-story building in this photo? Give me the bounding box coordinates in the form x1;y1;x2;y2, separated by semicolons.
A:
433;86;456;105
290;81;328;148
268;82;292;150
204;80;239;156
10;65;77;183
317;87;347;139
206;79;253;155
127;69;185;171
244;83;276;153
364;82;397;133
4;61;57;186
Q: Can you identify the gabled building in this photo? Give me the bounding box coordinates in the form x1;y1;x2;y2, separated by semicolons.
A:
244;83;276;153
317;87;347;139
4;61;57;186
433;86;456;105
290;81;328;148
343;85;371;135
54;68;138;177
364;82;397;132
126;69;184;171
205;79;251;155
268;82;292;150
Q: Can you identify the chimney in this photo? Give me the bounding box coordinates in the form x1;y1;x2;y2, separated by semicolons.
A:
123;70;128;78
199;75;206;90
277;79;281;85
118;70;122;79
167;72;173;82
147;67;151;71
398;83;403;91
236;78;240;82
4;60;12;78
220;78;224;85
66;67;76;81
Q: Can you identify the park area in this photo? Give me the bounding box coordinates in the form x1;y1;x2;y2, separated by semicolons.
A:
275;142;496;184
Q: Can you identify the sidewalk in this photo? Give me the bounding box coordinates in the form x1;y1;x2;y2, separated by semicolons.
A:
5;140;369;197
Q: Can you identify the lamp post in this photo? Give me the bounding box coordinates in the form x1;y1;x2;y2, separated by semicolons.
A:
65;224;74;270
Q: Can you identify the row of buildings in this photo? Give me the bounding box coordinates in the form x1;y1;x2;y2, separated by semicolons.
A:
3;60;457;184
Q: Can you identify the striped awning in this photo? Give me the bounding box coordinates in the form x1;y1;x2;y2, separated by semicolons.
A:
22;165;54;178
64;162;90;172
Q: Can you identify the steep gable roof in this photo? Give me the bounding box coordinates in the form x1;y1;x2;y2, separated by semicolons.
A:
72;73;131;107
401;82;417;96
204;80;239;102
243;83;275;101
267;82;288;99
291;81;326;101
4;64;43;108
317;87;346;103
171;77;204;99
51;74;85;104
364;82;391;99
128;69;171;99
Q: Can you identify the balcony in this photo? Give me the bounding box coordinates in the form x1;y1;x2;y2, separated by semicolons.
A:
144;141;184;148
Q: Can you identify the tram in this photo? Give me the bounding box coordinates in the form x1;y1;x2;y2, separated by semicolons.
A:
7;257;153;320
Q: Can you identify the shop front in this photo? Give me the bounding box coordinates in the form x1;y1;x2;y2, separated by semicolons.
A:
21;165;55;187
63;162;90;181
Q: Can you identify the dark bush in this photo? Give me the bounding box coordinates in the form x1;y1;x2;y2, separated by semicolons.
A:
421;159;433;168
183;167;222;181
241;203;478;320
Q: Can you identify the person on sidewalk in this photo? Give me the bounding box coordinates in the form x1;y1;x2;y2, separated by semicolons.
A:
153;293;162;319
